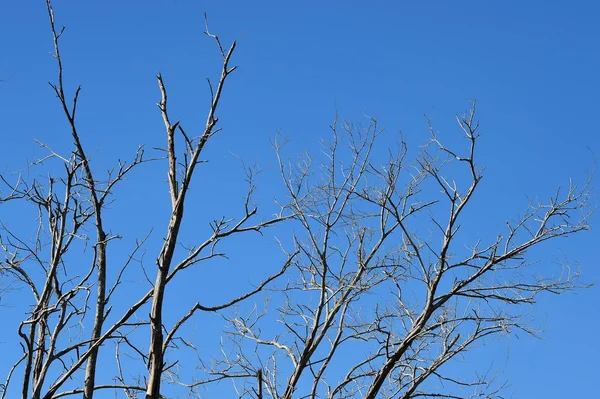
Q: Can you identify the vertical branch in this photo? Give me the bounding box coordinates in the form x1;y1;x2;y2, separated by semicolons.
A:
145;31;238;399
157;74;179;207
45;2;117;398
257;369;263;399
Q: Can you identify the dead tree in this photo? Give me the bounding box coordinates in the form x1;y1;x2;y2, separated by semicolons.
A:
1;2;291;399
0;1;591;399
207;111;591;399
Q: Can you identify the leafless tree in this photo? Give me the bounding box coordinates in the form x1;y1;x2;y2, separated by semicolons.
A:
1;2;290;399
0;2;591;399
202;110;590;399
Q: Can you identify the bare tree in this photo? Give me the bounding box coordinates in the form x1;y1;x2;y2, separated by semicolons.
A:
0;2;591;399
201;111;590;399
1;2;290;399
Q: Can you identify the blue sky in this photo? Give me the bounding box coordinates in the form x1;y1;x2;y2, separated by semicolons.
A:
1;1;599;398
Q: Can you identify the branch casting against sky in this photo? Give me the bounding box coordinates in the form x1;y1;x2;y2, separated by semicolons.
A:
0;1;598;398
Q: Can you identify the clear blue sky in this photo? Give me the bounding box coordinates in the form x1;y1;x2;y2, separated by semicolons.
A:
1;1;598;398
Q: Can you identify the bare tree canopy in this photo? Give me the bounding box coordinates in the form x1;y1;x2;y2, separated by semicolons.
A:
0;2;596;399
